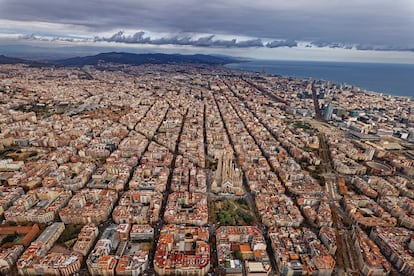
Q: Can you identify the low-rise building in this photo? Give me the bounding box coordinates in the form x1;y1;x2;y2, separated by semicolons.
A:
164;192;208;226
216;226;271;275
17;222;82;276
154;225;210;276
73;223;99;256
269;227;335;276
370;227;414;275
59;189;117;224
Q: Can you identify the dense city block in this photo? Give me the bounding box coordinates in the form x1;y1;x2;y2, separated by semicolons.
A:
0;63;413;275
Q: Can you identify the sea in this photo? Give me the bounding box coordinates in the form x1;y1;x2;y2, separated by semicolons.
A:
225;60;414;98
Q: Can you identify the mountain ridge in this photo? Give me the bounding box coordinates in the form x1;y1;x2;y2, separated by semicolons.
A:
0;52;241;67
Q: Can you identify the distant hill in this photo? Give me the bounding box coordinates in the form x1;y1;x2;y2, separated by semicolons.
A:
54;52;239;67
0;52;242;67
0;54;49;67
0;54;32;64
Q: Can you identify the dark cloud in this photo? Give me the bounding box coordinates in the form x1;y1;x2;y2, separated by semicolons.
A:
309;41;354;49
2;0;413;50
19;34;90;43
96;31;150;44
20;31;414;52
355;44;414;52
23;31;296;49
266;40;298;48
20;31;242;48
307;41;414;52
95;31;267;48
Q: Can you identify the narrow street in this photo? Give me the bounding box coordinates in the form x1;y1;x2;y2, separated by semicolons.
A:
147;107;188;272
212;87;277;274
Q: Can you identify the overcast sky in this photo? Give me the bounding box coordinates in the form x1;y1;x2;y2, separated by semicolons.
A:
0;0;414;62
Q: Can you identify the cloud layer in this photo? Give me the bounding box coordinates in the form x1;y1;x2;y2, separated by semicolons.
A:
1;0;414;52
18;31;414;53
92;31;297;48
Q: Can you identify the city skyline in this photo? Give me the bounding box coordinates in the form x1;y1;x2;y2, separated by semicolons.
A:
0;0;414;63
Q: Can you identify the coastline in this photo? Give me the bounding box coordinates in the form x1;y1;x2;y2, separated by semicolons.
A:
225;60;414;99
